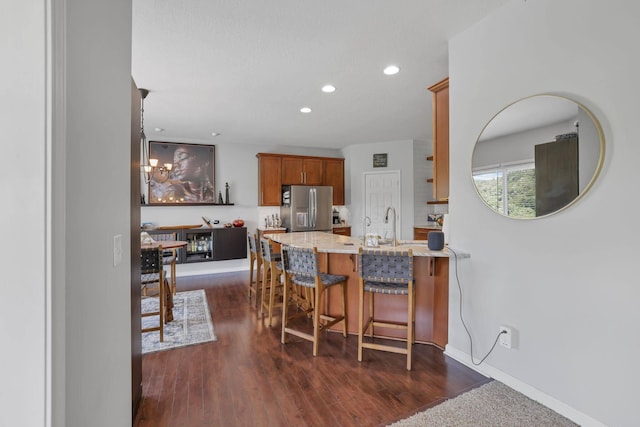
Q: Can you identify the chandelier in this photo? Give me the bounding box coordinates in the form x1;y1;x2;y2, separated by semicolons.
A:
140;88;172;184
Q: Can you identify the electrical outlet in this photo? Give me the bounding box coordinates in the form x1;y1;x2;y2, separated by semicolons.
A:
113;234;123;267
499;325;512;349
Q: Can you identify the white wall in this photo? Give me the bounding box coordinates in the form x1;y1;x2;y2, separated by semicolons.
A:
3;1;134;426
1;2;47;426
64;0;134;425
413;139;433;224
343;140;416;241
448;1;640;426
141;142;341;275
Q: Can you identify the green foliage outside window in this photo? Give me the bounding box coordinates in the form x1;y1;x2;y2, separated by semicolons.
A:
473;164;535;218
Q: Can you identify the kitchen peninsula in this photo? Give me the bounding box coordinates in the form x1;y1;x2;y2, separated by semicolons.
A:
265;231;468;349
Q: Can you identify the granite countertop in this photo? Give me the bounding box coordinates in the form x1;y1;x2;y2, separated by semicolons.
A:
257;227;287;231
414;224;442;229
264;231;467;258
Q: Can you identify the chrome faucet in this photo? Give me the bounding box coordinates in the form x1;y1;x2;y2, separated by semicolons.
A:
363;216;371;245
384;206;397;247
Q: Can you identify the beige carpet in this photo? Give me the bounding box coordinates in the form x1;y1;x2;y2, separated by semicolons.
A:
388;381;578;427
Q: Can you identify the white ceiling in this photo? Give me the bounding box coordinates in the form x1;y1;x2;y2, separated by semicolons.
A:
132;0;510;149
478;95;580;142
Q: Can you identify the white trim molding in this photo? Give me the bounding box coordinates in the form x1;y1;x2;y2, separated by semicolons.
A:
445;345;607;427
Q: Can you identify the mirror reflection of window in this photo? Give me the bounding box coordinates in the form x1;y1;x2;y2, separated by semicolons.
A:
471;95;604;219
473;161;535;218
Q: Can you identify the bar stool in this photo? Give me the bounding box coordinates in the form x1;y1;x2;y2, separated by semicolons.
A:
247;233;262;306
281;246;348;356
357;248;415;370
259;237;284;326
140;245;166;342
152;232;178;295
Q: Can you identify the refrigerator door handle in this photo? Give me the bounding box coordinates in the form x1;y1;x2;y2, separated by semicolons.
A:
311;188;317;228
314;188;318;227
308;188;313;228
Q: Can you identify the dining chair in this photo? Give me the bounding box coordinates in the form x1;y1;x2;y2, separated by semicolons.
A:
247;233;262;306
140;245;166;342
259;237;284;326
281;246;348;356
357;247;415;370
151;231;178;295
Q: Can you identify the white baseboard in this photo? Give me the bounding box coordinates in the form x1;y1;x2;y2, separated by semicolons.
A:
445;345;606;427
177;266;249;277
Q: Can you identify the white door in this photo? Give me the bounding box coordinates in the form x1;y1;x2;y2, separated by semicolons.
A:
364;171;401;242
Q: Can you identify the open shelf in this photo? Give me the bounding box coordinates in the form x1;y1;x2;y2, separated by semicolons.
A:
142;203;235;207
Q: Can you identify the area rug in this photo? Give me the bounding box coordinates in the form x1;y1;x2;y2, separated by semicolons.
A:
141;289;217;353
388;381;577;427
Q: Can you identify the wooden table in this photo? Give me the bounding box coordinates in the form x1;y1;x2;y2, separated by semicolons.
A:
141;240;187;322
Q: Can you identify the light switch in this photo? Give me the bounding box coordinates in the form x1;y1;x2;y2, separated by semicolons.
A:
113;234;123;267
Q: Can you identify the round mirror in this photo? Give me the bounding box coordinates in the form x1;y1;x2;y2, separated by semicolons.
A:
471;95;604;219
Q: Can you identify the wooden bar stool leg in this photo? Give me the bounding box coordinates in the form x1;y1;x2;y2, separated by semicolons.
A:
341;282;348;337
159;272;164;342
358;279;364;362
257;257;264;308
171;254;177;295
281;274;289;344
312;283;322;357
407;285;413;370
249;253;255;299
369;292;375;339
260;262;270;317
268;263;278;327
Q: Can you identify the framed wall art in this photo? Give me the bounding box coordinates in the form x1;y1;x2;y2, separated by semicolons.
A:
373;153;388;168
147;141;216;205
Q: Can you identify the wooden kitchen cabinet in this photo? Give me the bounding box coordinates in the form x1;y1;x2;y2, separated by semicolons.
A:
413;226;440;240
323;158;345;205
257;154;282;206
282;156;323;185
428;77;449;201
147;227;247;263
257;153;345;206
332;226;351;236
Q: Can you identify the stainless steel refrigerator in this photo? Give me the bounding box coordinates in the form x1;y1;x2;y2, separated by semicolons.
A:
280;185;333;232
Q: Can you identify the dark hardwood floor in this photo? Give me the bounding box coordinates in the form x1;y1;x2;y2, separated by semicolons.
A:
134;272;489;427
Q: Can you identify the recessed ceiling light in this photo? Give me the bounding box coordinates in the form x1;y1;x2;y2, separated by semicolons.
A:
154;127;164;132
322;84;336;93
383;65;400;75
300;107;312;113
211;132;220;137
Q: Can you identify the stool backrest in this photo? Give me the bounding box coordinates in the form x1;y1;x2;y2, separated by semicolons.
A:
358;248;414;283
141;246;163;275
259;237;277;263
152;232;176;241
152;232;178;262
282;246;318;278
248;233;258;255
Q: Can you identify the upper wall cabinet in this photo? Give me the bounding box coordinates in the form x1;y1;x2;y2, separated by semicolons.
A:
257;153;345;206
257;154;282;206
428;77;449;201
282;157;324;185
324;158;344;205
